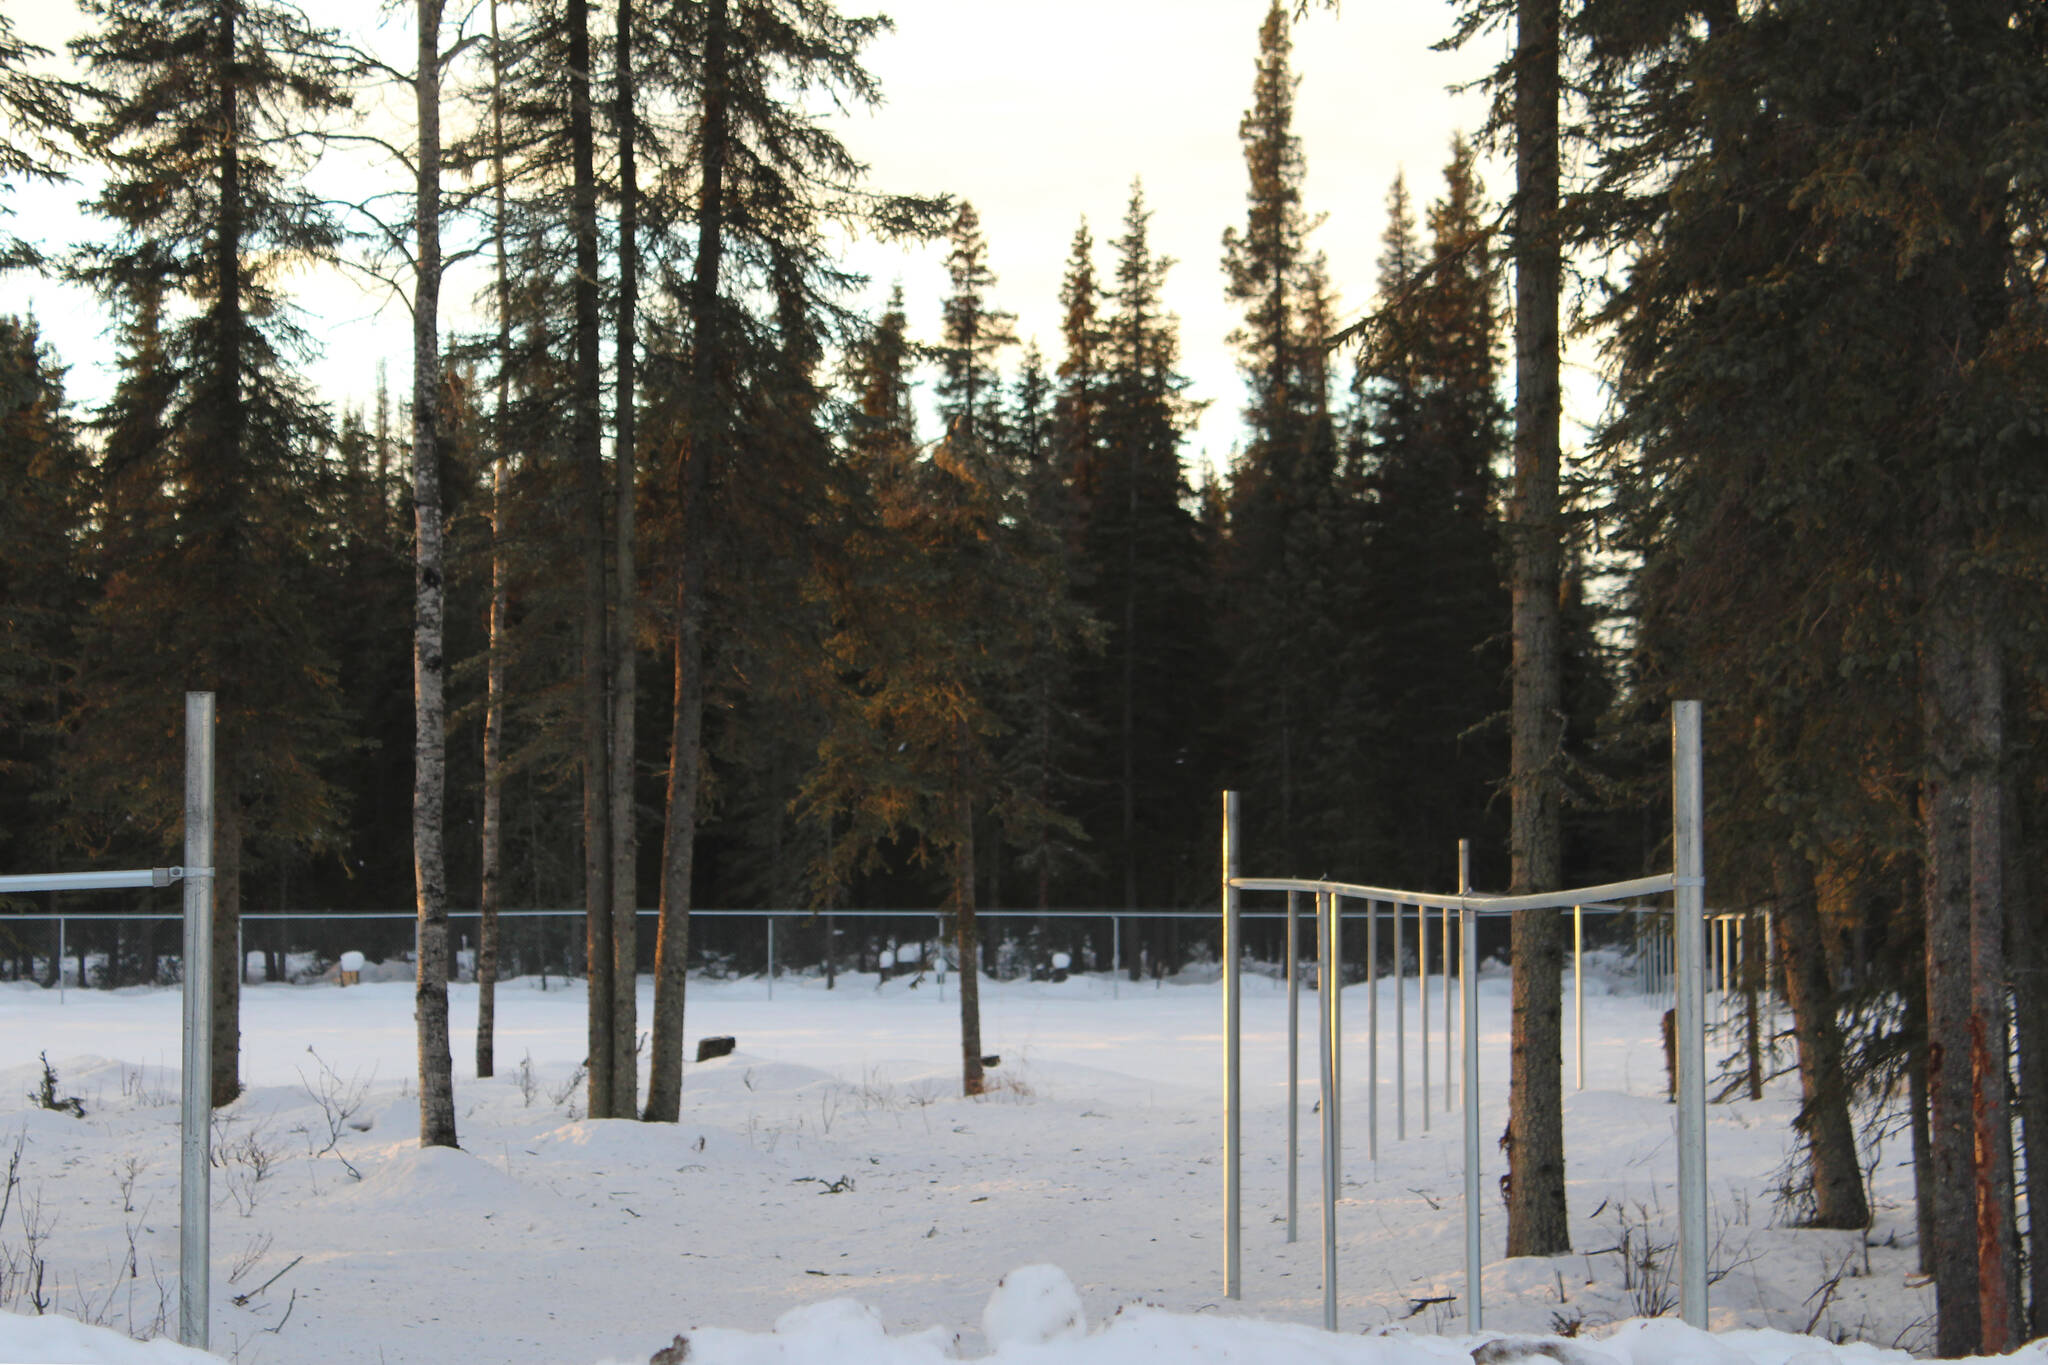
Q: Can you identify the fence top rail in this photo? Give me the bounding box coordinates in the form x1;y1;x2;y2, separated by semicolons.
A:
1229;872;1682;914
5;906;1274;923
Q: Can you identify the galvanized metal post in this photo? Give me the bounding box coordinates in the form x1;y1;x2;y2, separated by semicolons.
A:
1367;898;1379;1162
1673;701;1708;1327
1420;897;1430;1133
1455;840;1468;1109
1286;889;1299;1243
1394;897;1405;1142
1442;903;1453;1110
57;916;65;1004
1112;915;1120;1000
179;692;215;1350
1222;792;1241;1299
1319;889;1338;1331
1575;905;1585;1091
767;916;776;1001
1330;894;1343;1172
1461;898;1481;1332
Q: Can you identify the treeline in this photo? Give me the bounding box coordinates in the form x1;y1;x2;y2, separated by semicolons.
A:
0;5;1534;1109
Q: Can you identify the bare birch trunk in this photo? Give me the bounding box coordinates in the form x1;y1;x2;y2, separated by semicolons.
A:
476;0;512;1083
1504;0;1568;1259
412;0;457;1149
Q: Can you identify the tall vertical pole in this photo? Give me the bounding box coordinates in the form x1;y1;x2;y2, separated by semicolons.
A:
1420;897;1430;1133
1673;702;1708;1327
1222;792;1241;1299
1319;890;1338;1331
1462;898;1481;1331
1394;899;1406;1141
1330;894;1342;1179
1286;889;1299;1243
1367;899;1379;1162
1575;904;1585;1091
766;916;776;1001
179;692;216;1350
57;916;65;1004
1454;841;1467;1108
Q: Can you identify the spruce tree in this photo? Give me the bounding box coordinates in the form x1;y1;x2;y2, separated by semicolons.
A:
640;0;947;1122
70;0;352;1106
0;319;88;880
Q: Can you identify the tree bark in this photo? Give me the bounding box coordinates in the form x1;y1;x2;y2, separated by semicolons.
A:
608;0;641;1119
1503;0;1568;1260
2009;791;2048;1337
411;0;457;1150
1966;626;2018;1350
476;0;511;1083
567;0;615;1121
1768;843;1867;1227
955;752;985;1097
644;0;729;1123
211;769;242;1107
1923;529;1981;1357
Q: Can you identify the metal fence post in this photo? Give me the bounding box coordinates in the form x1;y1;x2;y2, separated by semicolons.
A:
57;915;65;1004
1394;898;1405;1142
1462;896;1481;1332
1286;889;1299;1244
1319;889;1338;1331
1222;792;1240;1300
179;692;215;1350
1673;701;1708;1328
1420;898;1430;1133
1366;898;1379;1162
1575;904;1585;1091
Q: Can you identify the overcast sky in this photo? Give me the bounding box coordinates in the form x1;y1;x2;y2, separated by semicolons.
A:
5;0;1520;481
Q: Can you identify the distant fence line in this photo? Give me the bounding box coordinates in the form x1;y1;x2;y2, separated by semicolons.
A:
0;901;1717;1001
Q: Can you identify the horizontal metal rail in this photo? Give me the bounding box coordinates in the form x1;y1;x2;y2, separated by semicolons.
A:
1229;872;1681;913
0;868;198;893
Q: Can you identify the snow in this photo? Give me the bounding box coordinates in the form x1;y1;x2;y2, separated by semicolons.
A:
0;951;2000;1363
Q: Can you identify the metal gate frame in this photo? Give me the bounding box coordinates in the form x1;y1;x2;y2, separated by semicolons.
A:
1220;700;1708;1333
0;692;215;1349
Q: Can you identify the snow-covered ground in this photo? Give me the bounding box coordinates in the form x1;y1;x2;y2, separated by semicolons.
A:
0;952;1965;1363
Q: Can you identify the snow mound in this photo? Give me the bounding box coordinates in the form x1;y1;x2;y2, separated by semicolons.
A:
982;1264;1085;1346
340;1141;538;1216
680;1298;953;1365
0;1309;221;1363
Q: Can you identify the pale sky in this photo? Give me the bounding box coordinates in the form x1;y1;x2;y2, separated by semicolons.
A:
4;0;1523;481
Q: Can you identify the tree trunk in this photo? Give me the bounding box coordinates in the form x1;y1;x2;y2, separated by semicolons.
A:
1503;0;1568;1260
211;770;242;1107
1769;843;1867;1227
566;0;614;1121
2009;792;2048;1337
643;0;729;1124
1923;531;1981;1356
1742;910;1762;1102
955;765;985;1097
476;0;512;1084
608;0;641;1119
412;0;457;1150
1966;626;2018;1349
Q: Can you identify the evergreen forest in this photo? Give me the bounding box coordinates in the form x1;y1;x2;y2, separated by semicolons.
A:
4;0;2048;1352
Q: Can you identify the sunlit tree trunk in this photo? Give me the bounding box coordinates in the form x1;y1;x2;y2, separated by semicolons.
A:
411;0;457;1149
